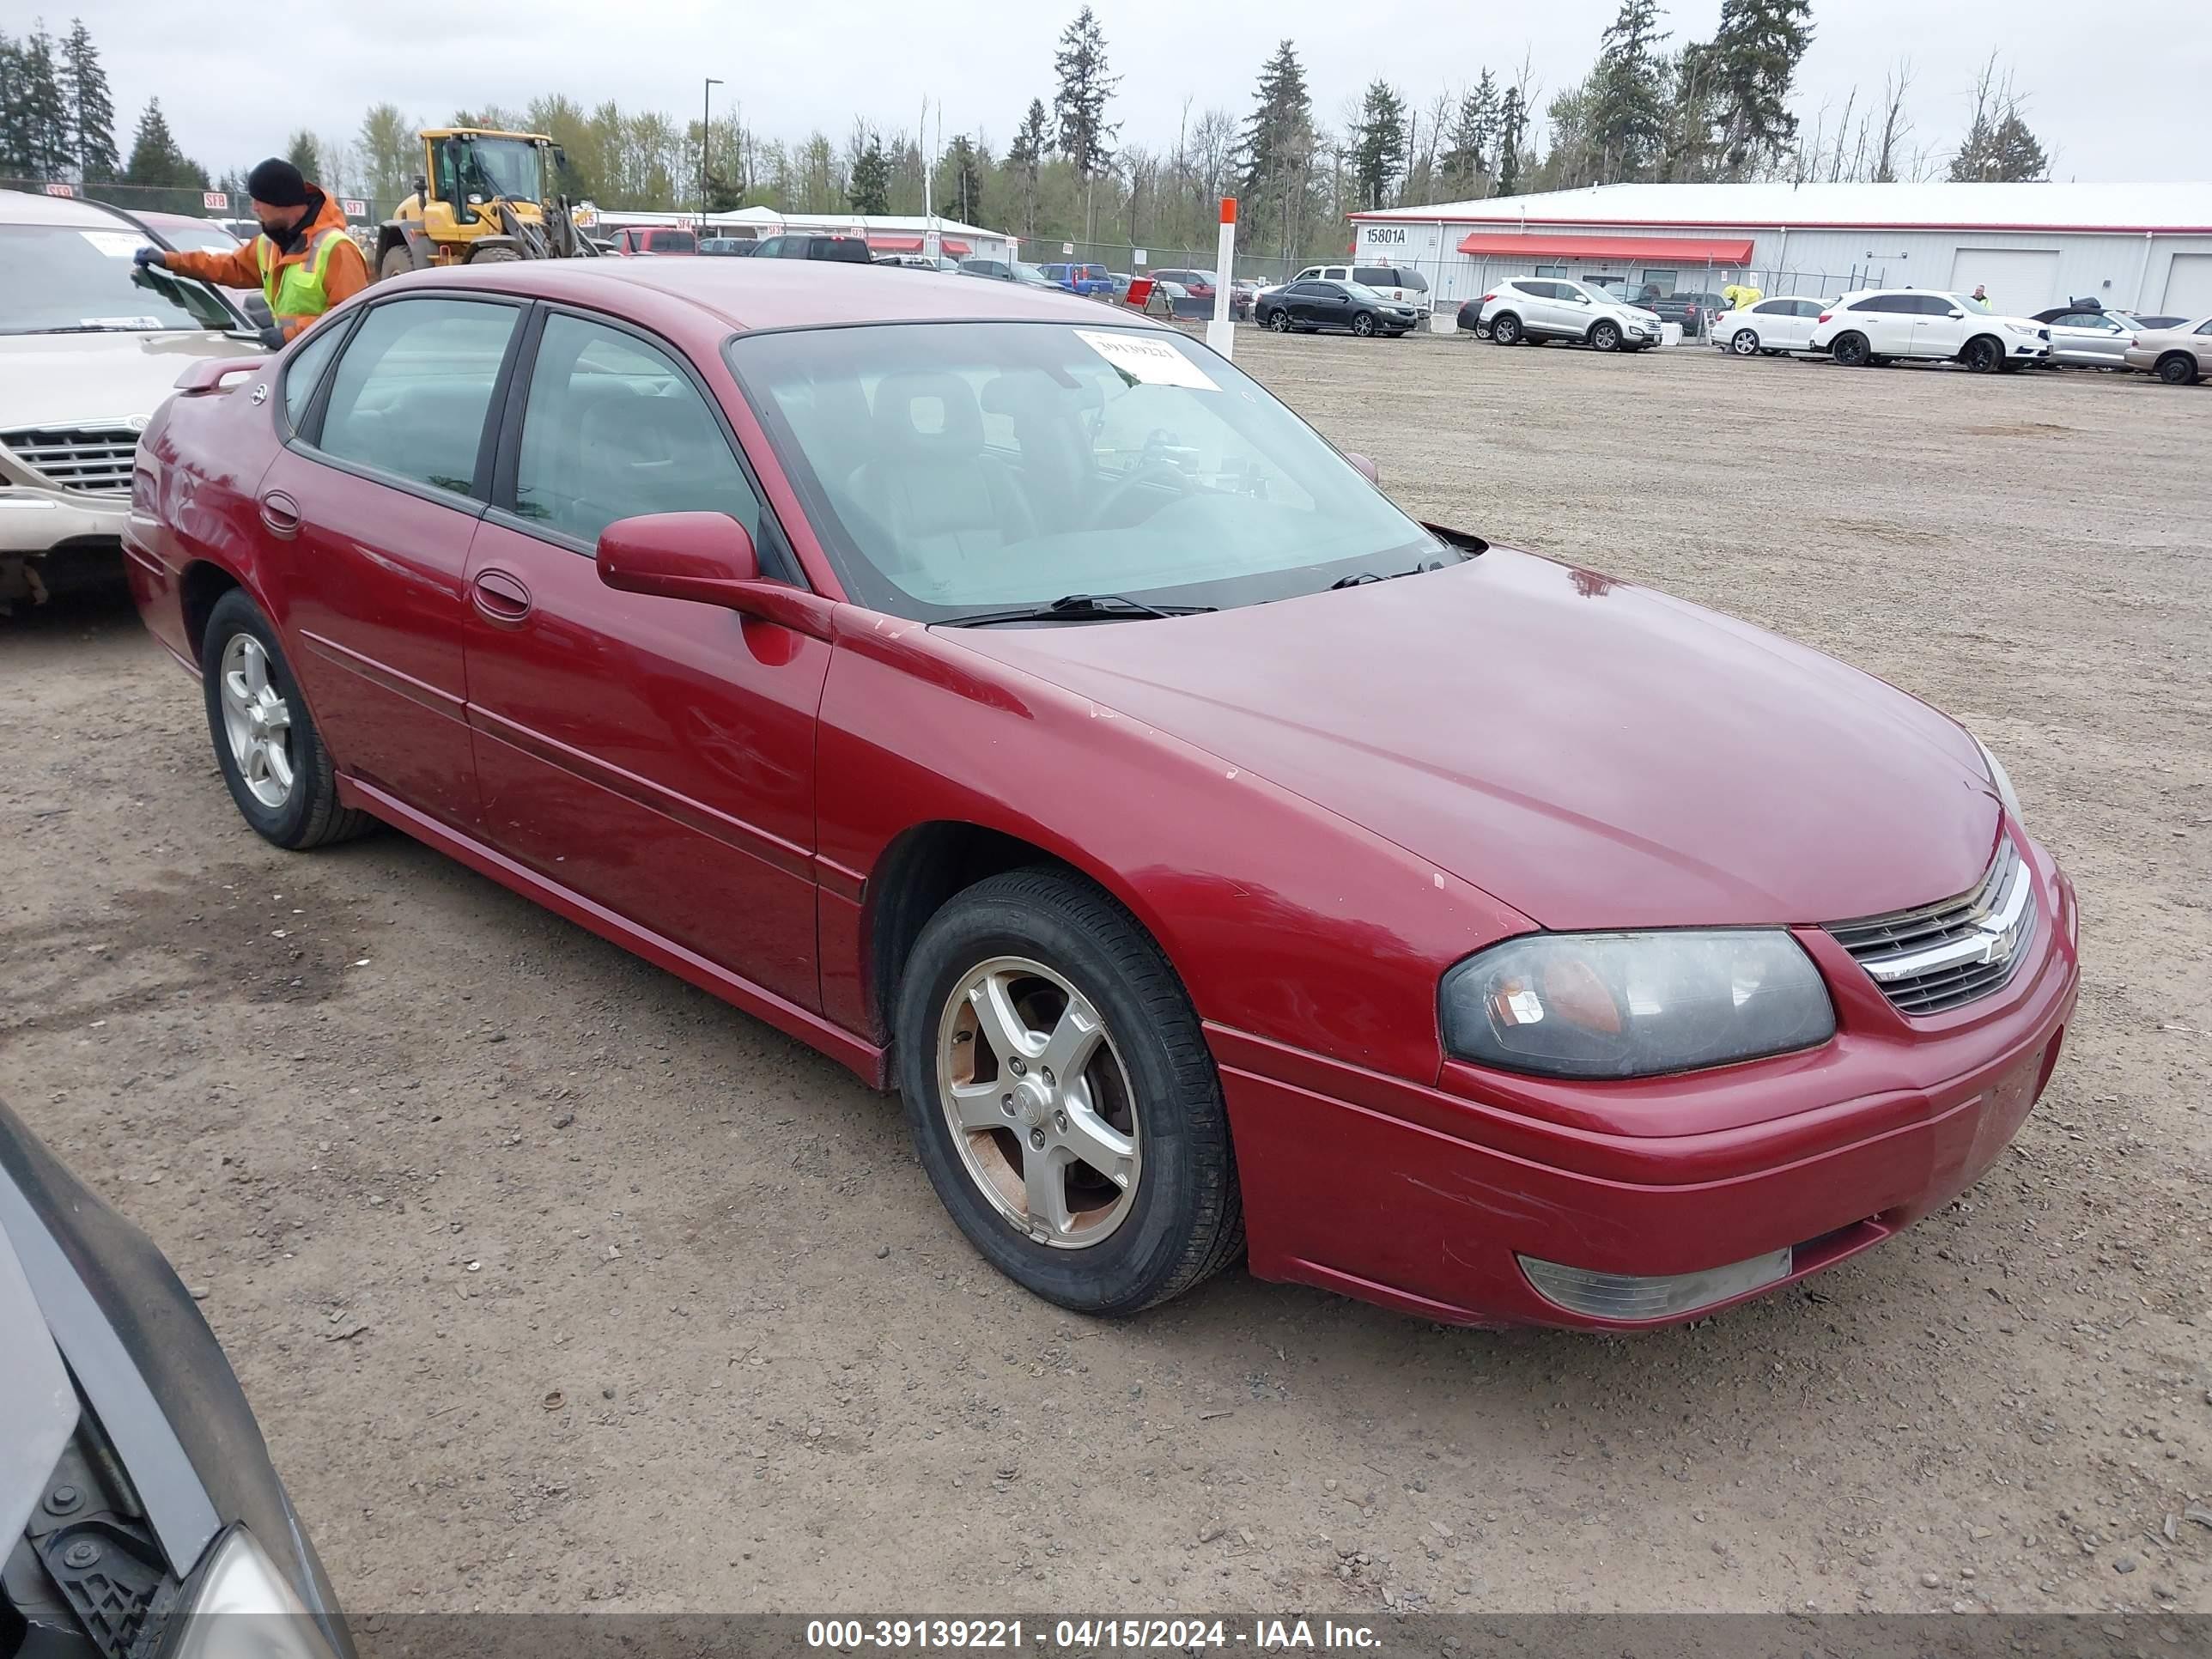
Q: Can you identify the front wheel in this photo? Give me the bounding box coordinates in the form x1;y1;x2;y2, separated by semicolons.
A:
895;868;1243;1316
1731;329;1760;356
1961;335;2003;373
1830;331;1872;368
1589;320;1620;352
1350;312;1376;337
200;589;371;850
377;242;419;282
1265;308;1291;333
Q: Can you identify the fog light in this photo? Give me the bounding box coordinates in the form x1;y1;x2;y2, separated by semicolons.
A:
1519;1246;1792;1321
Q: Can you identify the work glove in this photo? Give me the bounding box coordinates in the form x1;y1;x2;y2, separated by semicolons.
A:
132;246;168;269
256;323;288;352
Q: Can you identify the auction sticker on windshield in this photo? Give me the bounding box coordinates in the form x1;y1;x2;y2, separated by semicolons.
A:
1075;328;1219;392
79;231;143;258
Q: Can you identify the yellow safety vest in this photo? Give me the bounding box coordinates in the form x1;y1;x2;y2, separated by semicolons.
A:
258;228;347;329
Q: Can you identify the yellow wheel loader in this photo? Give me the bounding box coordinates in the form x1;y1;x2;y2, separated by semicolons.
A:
374;127;599;280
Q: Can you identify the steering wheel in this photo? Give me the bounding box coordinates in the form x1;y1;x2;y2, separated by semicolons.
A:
1085;459;1194;531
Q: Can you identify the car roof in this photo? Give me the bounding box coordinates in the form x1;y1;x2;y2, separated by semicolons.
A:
0;186;143;229
379;257;1173;335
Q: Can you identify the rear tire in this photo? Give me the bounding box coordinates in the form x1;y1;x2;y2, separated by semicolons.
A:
2156;352;2200;386
1830;331;1872;368
1490;313;1522;346
1265;308;1291;333
200;589;371;851
1730;329;1760;356
469;246;523;264
895;867;1243;1316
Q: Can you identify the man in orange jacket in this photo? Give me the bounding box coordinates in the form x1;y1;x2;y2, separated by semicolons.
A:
133;158;368;344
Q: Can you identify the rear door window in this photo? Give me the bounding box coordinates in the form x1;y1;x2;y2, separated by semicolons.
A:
1352;266;1397;287
315;297;520;497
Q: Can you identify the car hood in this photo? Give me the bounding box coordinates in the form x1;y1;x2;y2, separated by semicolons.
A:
941;548;1999;930
0;331;261;430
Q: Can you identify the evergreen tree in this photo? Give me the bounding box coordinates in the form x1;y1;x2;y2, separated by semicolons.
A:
1659;43;1721;179
1007;99;1050;239
59;19;118;181
1238;40;1316;253
285;130;322;181
848;131;890;214
15;26;73;181
1350;81;1407;211
937;133;987;225
1052;6;1120;180
1442;70;1498;198
0;35;30;179
1948;108;2046;181
1495;87;1528;196
1585;0;1670;180
1705;0;1814;177
123;98;207;190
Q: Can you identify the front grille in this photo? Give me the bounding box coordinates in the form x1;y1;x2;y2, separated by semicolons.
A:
0;425;140;496
1827;840;2038;1016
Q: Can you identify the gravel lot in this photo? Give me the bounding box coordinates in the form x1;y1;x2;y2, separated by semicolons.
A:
3;333;2208;1619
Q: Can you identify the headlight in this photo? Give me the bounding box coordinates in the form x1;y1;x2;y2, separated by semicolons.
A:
167;1528;342;1659
1441;931;1835;1079
2003;321;2039;335
1975;736;2024;825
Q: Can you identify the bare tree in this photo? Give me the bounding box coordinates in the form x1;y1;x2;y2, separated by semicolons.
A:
1871;58;1912;183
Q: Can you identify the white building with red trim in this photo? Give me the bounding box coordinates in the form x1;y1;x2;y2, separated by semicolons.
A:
1349;182;2212;317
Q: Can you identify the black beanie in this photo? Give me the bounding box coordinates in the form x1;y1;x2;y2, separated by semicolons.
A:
246;158;311;208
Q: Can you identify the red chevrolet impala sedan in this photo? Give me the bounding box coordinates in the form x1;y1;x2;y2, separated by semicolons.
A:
124;260;2079;1328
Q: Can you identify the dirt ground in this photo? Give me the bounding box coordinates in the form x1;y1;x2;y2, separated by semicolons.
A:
3;335;2209;1620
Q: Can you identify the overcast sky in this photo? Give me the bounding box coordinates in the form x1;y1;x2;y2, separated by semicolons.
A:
48;0;2212;190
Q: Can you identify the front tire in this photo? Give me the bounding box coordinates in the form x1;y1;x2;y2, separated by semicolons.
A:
1589;320;1620;352
1961;335;2003;373
1490;313;1522;346
1351;312;1376;337
200;589;370;850
895;868;1243;1316
1830;331;1872;368
1731;329;1760;356
378;242;419;282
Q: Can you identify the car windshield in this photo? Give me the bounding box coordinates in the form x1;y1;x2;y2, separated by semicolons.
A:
729;320;1442;622
0;222;240;334
154;220;241;255
1012;262;1053;283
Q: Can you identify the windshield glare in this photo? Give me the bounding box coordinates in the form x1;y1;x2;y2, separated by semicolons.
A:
1342;282;1386;302
730;321;1438;621
1012;263;1052;283
452;137;543;202
1;223;239;334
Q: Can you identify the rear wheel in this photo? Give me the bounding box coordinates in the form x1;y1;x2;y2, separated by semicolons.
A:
2156;352;2200;386
1589;320;1620;352
1830;331;1872;368
1490;313;1522;346
1265;308;1291;333
895;868;1243;1315
200;589;370;850
469;246;523;264
1350;312;1376;337
1730;328;1760;356
1961;335;2003;373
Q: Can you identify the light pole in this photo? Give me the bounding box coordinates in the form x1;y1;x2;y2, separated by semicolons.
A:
701;76;724;218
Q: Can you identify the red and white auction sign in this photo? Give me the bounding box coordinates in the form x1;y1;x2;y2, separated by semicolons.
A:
203;191;228;210
44;181;76;198
341;198;368;219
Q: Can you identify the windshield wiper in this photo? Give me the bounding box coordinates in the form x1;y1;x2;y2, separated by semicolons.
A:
1328;556;1459;591
10;323;184;335
937;592;1218;628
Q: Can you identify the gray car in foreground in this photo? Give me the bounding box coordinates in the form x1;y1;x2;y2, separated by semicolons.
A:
2;1097;353;1659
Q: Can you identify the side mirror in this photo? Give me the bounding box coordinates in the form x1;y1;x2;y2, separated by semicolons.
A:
413;174;428;201
553;145;569;173
596;513;829;636
1948;310;1965;319
1344;453;1380;486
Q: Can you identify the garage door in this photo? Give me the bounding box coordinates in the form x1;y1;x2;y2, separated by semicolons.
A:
1948;247;2061;313
2160;254;2212;319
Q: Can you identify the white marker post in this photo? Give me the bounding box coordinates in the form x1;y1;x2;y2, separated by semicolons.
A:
1206;195;1237;360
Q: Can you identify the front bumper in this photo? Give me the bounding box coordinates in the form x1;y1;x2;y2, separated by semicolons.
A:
0;485;127;557
1211;848;2080;1330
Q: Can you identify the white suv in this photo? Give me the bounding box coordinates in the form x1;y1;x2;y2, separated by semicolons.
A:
1472;277;1663;352
1808;289;2051;372
1;190;262;610
1291;263;1430;309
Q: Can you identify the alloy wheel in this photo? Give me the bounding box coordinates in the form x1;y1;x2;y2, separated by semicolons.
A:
1352;313;1376;337
935;956;1141;1248
1731;330;1759;356
1267;309;1291;332
1492;315;1520;345
217;634;295;810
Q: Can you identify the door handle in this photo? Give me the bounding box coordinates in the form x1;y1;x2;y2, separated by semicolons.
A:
258;490;301;540
471;568;533;625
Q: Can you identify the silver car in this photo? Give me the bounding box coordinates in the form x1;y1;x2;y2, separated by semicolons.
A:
2123;317;2212;385
2029;307;2144;368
